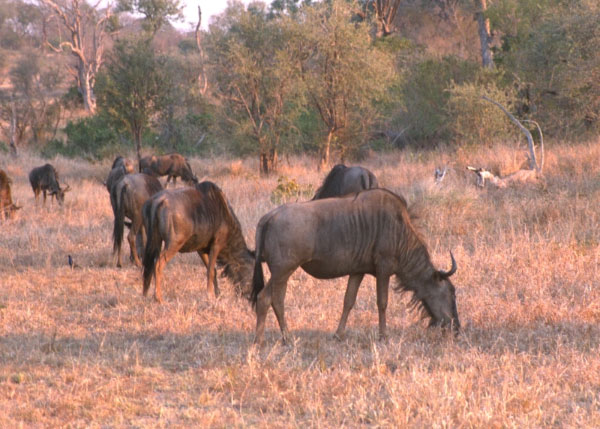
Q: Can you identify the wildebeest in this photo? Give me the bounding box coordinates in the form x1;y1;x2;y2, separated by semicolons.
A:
111;173;163;267
105;156;135;192
142;181;254;303
0;169;21;219
250;188;459;344
312;164;378;200
138;153;198;187
28;164;70;206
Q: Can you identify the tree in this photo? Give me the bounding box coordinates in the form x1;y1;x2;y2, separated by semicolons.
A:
116;0;182;37
96;39;172;161
295;0;394;168
40;0;117;113
359;0;402;38
207;2;304;175
488;1;600;135
0;51;64;154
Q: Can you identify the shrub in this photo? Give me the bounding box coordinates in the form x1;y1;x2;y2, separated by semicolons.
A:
42;115;126;160
270;176;314;204
400;55;482;144
446;81;517;145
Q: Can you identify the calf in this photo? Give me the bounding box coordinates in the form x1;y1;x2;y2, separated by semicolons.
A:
29;164;70;206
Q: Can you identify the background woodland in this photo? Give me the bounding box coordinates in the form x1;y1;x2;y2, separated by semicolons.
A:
1;0;599;173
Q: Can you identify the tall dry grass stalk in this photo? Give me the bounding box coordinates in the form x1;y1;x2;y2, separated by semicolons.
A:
1;144;599;427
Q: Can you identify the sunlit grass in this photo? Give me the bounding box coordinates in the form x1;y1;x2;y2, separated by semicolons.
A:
1;142;600;427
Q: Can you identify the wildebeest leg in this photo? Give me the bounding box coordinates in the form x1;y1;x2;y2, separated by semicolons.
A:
153;244;181;303
198;252;219;296
206;229;228;298
136;227;146;264
334;273;365;340
376;274;391;340
128;217;143;267
255;268;294;345
42;190;47;206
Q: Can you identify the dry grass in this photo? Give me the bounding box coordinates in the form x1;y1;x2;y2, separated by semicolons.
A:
1;143;600;427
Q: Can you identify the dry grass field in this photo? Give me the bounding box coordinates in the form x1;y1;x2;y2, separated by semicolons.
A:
1;142;599;427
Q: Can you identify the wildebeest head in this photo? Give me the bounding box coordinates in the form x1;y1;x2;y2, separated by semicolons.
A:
112;156;135;173
406;252;459;333
52;183;71;205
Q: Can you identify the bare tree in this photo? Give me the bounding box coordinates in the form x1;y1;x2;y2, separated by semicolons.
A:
372;0;402;38
40;0;115;113
195;6;208;95
356;0;402;38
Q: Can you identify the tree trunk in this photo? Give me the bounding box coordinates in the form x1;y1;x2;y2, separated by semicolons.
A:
195;6;208;96
259;148;278;176
9;98;18;157
133;127;143;164
78;65;96;113
474;0;494;69
319;130;333;171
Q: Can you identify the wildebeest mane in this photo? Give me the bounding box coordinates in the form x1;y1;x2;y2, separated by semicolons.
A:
386;195;445;323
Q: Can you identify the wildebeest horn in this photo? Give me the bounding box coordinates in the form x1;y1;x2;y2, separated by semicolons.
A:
439;252;457;278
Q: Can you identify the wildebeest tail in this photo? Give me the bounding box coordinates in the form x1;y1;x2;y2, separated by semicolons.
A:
112;182;127;256
142;198;162;295
250;222;266;309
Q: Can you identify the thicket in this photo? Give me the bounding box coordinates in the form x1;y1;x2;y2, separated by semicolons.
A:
1;0;599;168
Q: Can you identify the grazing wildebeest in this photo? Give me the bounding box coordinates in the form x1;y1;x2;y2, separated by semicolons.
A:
111;173;163;267
105;156;135;192
250;188;459;345
142;181;254;303
28;164;70;206
138;153;198;187
0;169;21;219
312;164;378;200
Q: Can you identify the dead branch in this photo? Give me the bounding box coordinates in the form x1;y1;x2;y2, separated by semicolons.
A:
481;95;542;173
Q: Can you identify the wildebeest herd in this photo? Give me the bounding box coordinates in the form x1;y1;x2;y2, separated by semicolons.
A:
1;156;459;344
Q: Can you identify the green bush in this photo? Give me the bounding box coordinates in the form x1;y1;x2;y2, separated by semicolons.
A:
398;55;519;146
270;176;314;205
446;81;517;145
400;55;482;143
42;115;125;160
